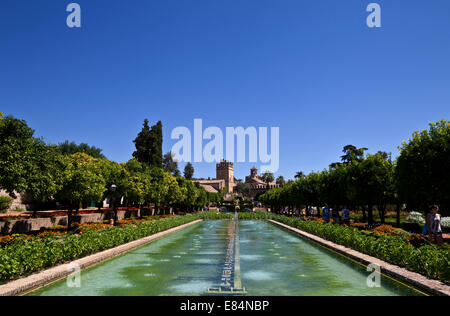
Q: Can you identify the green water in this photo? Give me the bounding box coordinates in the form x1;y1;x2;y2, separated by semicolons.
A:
30;220;423;296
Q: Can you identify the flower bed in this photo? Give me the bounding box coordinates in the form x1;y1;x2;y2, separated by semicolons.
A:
0;214;201;282
0;214;32;222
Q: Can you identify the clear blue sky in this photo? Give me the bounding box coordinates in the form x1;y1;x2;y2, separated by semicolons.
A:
1;0;449;180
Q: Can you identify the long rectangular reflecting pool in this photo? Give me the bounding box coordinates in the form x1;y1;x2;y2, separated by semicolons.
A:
29;220;424;296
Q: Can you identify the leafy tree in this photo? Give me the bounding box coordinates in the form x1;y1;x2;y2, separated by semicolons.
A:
194;182;209;211
261;171;275;184
96;158;129;225
57;140;105;159
0;115;37;197
235;182;250;196
146;168;169;215
184;162;195;180
355;154;395;225
294;172;305;180
55;153;106;231
184;180;199;212
276;176;286;186
163;152;180;176
162;172;183;214
123;159;151;217
25;143;66;214
397;120;450;215
341;145;368;163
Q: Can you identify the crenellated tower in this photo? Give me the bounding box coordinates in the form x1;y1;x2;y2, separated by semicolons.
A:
216;160;234;193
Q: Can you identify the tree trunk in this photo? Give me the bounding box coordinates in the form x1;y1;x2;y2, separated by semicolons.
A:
362;205;367;223
67;208;73;232
368;204;374;226
378;206;386;224
396;203;401;228
113;205;118;226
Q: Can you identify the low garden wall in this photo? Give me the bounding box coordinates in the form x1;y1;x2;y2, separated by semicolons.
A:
0;209;141;234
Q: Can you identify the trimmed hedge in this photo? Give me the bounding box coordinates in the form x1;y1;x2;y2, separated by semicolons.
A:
238;211;274;220
201;210;233;220
0;215;200;282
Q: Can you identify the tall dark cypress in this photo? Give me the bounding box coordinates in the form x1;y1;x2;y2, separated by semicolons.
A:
133;119;153;166
150;121;163;168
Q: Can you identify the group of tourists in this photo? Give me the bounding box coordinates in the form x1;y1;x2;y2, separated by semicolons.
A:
319;205;351;225
278;205;444;246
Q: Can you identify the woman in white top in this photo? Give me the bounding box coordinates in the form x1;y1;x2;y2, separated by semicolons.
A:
429;205;443;246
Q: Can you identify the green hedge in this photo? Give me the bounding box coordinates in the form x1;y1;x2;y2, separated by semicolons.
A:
200;210;233;220
0;196;12;214
270;215;449;283
238;211;274;220
0;215;200;282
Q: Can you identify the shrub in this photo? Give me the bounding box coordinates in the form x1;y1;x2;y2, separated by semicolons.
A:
441;217;450;229
238;211;274;220
406;211;425;225
201;211;233;220
12;207;26;213
0;196;13;213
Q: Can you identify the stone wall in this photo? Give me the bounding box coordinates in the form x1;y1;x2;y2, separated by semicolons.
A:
0;190;31;211
0;210;141;234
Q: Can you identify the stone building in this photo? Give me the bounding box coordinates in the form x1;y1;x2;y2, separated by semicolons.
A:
194;179;226;194
194;160;236;194
245;167;279;198
216;160;235;193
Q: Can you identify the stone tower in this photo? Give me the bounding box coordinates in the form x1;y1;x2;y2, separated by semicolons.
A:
216;160;234;193
250;167;258;178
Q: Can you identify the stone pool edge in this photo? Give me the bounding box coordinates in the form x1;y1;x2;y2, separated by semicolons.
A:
0;219;203;296
269;219;450;297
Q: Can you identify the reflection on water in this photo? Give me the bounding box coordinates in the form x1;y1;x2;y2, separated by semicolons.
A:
30;220;423;296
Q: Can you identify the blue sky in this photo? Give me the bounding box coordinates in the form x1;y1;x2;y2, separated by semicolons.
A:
1;0;449;180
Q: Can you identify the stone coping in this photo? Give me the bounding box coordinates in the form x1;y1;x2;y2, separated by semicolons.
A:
269;220;450;296
0;219;203;296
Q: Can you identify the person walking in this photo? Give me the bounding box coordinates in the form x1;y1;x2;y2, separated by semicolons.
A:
309;206;315;218
342;206;350;225
331;205;340;225
429;205;443;246
322;205;331;224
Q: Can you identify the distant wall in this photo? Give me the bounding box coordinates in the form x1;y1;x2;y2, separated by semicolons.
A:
0;190;32;211
0;209;141;234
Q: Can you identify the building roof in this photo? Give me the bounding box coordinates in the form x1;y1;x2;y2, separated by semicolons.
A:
201;185;219;193
194;179;225;184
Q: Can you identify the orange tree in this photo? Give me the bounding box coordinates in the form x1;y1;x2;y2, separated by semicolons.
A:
55;153;106;231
